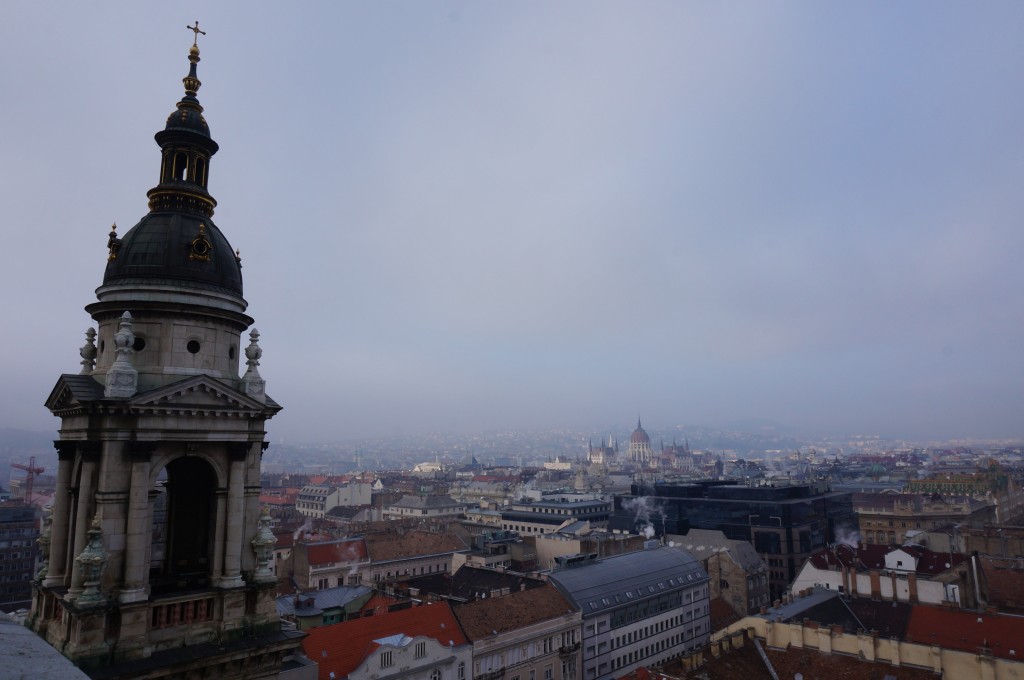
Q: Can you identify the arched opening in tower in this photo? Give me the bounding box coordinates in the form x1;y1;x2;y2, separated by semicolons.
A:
172;152;188;182
149;456;216;593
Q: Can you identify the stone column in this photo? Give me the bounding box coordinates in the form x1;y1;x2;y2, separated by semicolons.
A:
43;444;75;588
67;449;100;600
220;444;247;588
120;443;153;603
212;489;227;584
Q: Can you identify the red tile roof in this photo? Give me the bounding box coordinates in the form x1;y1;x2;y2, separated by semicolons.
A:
708;596;742;632
306;537;369;567
806;544;966;576
367;531;467;562
980;556;1024;614
452;583;573;640
906;605;1024;660
273;530;295;549
361;593;404;616
302;602;469;680
260;492;297;505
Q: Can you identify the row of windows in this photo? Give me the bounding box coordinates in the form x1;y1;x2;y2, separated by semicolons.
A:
508;663;555;680
861;519;922;529
0;552;32;560
151;597;215;629
606;587;707;629
371;561;448;582
379;652;465;680
608;608;706;652
476;629;578;671
606;627;700;673
0;564;35;574
589;575;706;613
0;529;36;537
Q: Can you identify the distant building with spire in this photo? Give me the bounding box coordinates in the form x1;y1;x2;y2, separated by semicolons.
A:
588;435;617;465
628;418;653;464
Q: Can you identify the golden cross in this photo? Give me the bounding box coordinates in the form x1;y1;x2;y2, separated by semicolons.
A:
187;21;206;47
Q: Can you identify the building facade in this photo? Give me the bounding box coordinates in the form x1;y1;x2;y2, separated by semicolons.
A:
499;499;612;536
296;482;374;518
546;546;710;680
611;481;857;599
0;503;39;612
27;35;302;677
383;495;471;520
453;583;581;680
855;492;994;546
667;529;770;616
790;544;968;607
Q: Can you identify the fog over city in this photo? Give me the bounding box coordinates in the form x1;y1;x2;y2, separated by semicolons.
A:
4;3;1024;443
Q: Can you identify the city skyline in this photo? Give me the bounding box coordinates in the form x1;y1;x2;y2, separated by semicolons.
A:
4;3;1024;443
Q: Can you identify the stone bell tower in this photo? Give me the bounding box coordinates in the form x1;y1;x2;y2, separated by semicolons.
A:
28;25;302;678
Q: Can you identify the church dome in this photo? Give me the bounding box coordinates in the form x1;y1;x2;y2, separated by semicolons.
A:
631;419;650;445
102;213;242;296
101;35;241;298
161;99;211;138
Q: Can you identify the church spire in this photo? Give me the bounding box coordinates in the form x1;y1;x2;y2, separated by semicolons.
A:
146;23;219;217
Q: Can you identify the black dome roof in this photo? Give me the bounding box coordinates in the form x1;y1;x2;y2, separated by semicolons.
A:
161;96;212;139
103;212;242;296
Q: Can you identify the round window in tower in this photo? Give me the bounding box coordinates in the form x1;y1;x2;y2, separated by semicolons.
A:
229;345;236;360
187;340;201;354
133;336;146;352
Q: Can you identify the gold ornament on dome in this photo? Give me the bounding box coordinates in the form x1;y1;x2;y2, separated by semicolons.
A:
189;222;212;261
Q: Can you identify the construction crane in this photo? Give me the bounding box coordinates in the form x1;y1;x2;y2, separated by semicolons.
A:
11;456;44;504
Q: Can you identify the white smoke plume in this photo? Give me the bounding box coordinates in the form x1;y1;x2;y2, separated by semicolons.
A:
622;496;663;539
834;526;861;549
293;517;313;542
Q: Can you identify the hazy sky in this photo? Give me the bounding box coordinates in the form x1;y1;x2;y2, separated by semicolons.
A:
4;3;1024;443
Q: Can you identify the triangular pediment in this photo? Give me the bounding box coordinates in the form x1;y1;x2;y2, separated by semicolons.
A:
131;375;270;413
46;374;105;413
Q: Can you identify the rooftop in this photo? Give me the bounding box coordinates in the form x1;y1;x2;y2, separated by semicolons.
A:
806;543;967;577
389;495;467;509
277;585;373;617
305;537;369;567
301;602;468;680
453;582;575;640
547;546;707;615
368;531;469;563
905;605;1024;660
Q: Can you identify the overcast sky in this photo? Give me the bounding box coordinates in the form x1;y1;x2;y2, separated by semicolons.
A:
4;3;1024;443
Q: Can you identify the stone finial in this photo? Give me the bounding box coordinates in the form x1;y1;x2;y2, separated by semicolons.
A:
36;510;52;581
79;328;97;374
241;328;266;403
250;505;277;583
75;514;109;607
104;311;138;398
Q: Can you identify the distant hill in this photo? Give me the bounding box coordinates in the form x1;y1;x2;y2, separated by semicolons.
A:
712;419;798;435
